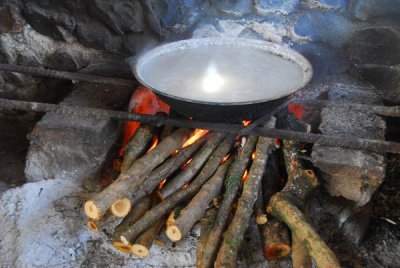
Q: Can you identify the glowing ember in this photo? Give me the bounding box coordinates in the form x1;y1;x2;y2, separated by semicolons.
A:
171;149;179;156
242;120;252;127
146;136;159;153
158;178;167;190
181;158;193;170
288;103;305;120
252;151;256;160
119;87;170;157
182;182;190;189
242;169;249;183
182;129;209;148
221;153;231;164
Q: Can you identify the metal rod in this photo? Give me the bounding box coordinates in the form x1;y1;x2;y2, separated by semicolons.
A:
1;98;399;154
295;99;400;117
0;63;135;87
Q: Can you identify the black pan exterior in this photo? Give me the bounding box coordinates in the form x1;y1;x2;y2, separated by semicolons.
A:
157;94;287;123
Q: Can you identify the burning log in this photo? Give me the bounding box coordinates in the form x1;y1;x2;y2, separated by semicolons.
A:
112;196;152;248
131;218;165;258
215;133;276;267
84;128;192;220
291;234;312;268
199;135;258;268
159;131;223;199
120;124;156;173
166;157;232;242
196;207;218;268
267;140;340;268
119;135;235;244
255;185;267;225
129;135;207;205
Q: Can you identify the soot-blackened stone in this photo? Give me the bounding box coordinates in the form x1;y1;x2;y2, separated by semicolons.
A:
294;10;354;47
353;0;400;21
346;26;400;66
46;48;87;72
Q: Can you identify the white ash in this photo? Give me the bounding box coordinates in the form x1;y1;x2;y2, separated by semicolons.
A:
0;178;270;267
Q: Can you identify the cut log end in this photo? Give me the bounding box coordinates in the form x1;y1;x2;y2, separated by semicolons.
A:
84;200;101;220
120;235;130;245
132;244;150;258
112;241;133;254
166;225;182;242
256;215;268;225
111;198;132;218
264;243;291;260
86;220;99;232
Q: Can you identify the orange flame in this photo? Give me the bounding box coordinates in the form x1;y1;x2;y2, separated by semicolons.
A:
119;87;170;157
242;169;249;183
181;158;192;170
242;120;252;127
146;136;159;153
158;178;167;190
182;129;209;148
183;182;190;189
221;153;231;164
252;151;256;160
171;149;179;156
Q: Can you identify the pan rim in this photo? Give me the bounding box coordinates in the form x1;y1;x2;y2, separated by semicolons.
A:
133;37;313;106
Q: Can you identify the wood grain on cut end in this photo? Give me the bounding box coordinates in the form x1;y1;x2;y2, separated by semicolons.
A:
112;241;133;254
132;244;150;258
86;220;99;232
264;243;291;260
111;198;132;217
256;215;268;225
166;225;182;242
84;200;100;220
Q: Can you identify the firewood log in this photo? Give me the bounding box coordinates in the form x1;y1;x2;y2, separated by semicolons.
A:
215;134;276;268
159;132;225;199
131;218;165;258
160;125;175;140
87;211;116;233
196;207;218;268
258;151;291;261
166;157;232;241
166;205;184;229
292;234;312;268
112;196;152;249
119;135;235;245
255;184;267;225
84;128;192;220
199;135;257;268
267;140;340;268
261;218;291;261
120;124;156;173
129;135;208;205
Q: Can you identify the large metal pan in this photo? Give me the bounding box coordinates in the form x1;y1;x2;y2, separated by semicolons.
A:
132;38;313;122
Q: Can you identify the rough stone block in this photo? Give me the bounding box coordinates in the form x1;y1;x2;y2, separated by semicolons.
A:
254;0;299;14
353;0;400;21
25;82;133;182
311;75;386;206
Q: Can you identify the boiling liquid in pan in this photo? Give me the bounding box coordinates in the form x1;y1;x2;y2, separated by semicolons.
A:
139;46;304;103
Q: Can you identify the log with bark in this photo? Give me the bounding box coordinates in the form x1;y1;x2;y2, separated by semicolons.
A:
87;211;116;233
112;196;152;253
291;234;312;268
196;207;218;268
255;185;267;225
215;133;276;268
119;135;235;244
84;128;192;220
129;135;208;205
120;124;156;173
267;140;340;268
166;156;232;242
159;132;225;199
131;218;165;258
257;151;291;260
199;135;258;268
